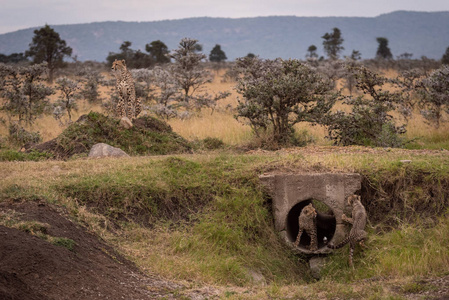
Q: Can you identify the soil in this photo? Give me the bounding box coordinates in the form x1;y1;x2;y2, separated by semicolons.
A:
0;200;217;300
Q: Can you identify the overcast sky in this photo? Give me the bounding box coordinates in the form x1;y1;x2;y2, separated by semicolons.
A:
1;0;448;34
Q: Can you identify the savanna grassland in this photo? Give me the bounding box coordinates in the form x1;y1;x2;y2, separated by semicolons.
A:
1;65;449;299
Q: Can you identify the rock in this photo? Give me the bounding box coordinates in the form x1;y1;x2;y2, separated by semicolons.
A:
309;256;327;279
88;143;130;158
120;117;133;129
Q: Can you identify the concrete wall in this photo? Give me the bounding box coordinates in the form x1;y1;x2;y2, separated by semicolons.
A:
260;173;361;253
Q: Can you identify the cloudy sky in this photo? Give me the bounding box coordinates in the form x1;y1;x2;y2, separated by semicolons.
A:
1;0;448;34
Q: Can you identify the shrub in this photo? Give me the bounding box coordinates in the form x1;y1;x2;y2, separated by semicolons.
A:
234;57;338;147
324;64;407;147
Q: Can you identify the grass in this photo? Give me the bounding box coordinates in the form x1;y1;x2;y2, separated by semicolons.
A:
1;149;449;298
1;68;449;298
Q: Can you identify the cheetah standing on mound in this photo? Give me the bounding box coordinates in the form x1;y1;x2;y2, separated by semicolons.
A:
111;59;141;120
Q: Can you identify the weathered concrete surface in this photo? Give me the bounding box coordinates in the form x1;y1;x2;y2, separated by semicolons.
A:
260;173;361;253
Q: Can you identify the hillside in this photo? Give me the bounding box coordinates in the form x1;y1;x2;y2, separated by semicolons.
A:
0;11;448;62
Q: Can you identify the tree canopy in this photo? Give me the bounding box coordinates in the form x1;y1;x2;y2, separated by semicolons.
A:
376;37;393;59
25;25;72;83
145;40;170;64
442;46;449;65
322;28;344;60
209;44;227;62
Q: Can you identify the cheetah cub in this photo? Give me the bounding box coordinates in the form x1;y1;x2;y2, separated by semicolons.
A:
328;194;367;267
295;203;318;251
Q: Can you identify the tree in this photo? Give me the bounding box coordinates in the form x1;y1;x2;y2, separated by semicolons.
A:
0;53;28;64
106;41;153;68
442;47;449;65
306;45;318;59
349;50;361;61
376;37;393;59
397;52;413;60
77;67;104;104
54;76;81;123
324;65;406;147
25;25;72;83
322;28;344;60
0;63;54;126
234;57;338;146
151;38;230;118
415;65;449;128
209;44;227;62
145;40;170;64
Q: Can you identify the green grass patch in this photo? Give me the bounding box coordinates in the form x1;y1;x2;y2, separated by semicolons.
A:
0;149;52;161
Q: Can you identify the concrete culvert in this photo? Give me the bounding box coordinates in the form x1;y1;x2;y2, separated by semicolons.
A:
259;173;361;254
286;199;336;251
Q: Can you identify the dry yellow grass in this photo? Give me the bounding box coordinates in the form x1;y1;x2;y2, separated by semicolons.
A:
1;67;448;148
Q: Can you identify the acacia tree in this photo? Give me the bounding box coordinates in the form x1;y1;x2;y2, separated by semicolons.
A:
25;25;72;83
54;76;81;123
77;67;104;104
0;63;54;126
322;28;344;60
106;41;153;68
209;44;227;63
415;65;449;128
376;37;393;59
234;57;338;146
152;38;229;116
442;47;449;65
306;45;318;60
324;65;406;147
145;40;170;64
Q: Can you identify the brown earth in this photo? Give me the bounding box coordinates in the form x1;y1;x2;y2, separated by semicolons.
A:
0;200;216;300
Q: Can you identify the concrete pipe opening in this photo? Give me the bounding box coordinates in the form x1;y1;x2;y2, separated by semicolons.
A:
286;199;337;251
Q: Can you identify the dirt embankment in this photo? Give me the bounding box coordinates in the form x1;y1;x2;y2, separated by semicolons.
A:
0;200;215;300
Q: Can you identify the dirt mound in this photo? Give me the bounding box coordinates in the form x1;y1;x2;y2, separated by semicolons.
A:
31;112;192;159
0;200;211;299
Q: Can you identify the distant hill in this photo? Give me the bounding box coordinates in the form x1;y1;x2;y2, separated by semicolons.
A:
0;11;448;62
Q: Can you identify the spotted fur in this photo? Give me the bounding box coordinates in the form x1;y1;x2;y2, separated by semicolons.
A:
328;195;367;267
295;203;318;251
111;59;141;119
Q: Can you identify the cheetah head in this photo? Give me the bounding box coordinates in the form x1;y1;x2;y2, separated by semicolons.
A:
303;203;317;218
346;194;361;206
111;59;126;71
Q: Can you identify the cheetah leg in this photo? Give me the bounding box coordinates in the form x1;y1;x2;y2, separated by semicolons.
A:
359;239;368;249
134;99;142;119
309;229;318;251
294;229;303;247
342;214;354;224
116;97;125;118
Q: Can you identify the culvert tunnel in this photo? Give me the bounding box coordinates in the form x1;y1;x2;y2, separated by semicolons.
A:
259;173;361;254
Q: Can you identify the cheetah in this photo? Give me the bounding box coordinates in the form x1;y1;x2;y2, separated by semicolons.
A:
327;194;367;267
295;203;318;251
111;59;141;120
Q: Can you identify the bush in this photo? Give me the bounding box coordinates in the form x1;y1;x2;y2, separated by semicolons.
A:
8;123;42;146
324;64;407;147
234;57;338;146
